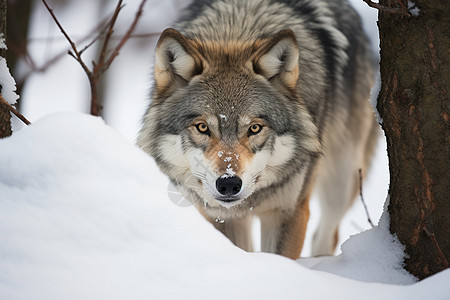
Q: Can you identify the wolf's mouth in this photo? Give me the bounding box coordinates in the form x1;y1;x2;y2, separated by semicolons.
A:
195;172;257;207
215;196;241;203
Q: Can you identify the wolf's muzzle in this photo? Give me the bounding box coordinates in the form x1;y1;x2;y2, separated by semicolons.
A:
215;176;242;200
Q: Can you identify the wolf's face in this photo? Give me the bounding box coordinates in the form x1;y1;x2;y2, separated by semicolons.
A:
157;73;302;207
138;29;320;208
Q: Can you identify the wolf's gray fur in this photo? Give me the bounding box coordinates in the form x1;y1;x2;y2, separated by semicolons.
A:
137;0;378;258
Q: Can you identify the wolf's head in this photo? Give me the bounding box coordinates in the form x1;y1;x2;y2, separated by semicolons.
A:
138;28;320;208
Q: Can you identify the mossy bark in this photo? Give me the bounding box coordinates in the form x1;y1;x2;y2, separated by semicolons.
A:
377;0;450;279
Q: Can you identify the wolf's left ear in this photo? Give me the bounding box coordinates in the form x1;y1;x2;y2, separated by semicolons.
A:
154;28;203;94
253;29;299;89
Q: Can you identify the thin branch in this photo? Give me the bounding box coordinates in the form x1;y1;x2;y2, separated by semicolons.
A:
41;0;76;54
423;226;449;270
78;35;101;56
362;0;411;18
41;0;92;77
16;12;125;86
16;30;162;90
0;94;31;125
396;0;407;11
97;0;124;70
359;169;375;228
41;0;147;116
103;0;147;71
17;2;152;84
78;18;112;56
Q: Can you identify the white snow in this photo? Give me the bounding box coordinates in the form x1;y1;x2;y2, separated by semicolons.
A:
0;34;20;105
408;1;420;17
221;163;236;178
219;114;228;122
1;113;449;299
0;34;6;49
371;73;383;124
301;197;417;284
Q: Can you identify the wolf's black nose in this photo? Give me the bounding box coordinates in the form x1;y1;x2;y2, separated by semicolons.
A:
216;176;242;197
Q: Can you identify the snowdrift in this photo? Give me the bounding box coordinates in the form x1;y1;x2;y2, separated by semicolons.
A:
0;113;448;299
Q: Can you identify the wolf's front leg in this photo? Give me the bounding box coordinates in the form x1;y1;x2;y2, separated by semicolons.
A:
212;216;254;252
259;198;310;259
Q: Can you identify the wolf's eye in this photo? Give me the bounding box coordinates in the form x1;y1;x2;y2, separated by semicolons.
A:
196;123;210;135
248;124;263;136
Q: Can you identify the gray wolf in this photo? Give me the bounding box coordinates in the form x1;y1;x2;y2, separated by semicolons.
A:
137;0;378;258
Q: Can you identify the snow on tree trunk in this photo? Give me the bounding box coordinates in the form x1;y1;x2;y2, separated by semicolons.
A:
0;0;12;138
377;0;449;280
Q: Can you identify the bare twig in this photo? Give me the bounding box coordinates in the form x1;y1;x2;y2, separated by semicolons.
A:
41;0;147;116
103;0;147;70
423;226;449;270
362;0;411;18
0;93;31;125
14;30;158;83
396;0;407;11
15;11;131;87
41;0;92;77
78;18;112;56
96;0;124;70
359;169;375;228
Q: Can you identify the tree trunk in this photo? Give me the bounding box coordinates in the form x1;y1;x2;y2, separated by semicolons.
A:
377;0;450;280
0;0;12;138
6;0;32;107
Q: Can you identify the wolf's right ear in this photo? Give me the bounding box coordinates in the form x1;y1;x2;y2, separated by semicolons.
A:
253;29;299;89
154;28;203;94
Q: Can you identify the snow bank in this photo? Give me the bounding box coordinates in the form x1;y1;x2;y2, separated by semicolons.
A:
0;113;448;300
302;198;417;284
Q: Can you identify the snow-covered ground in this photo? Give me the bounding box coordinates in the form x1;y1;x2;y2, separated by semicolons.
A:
1;113;449;299
1;0;449;299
